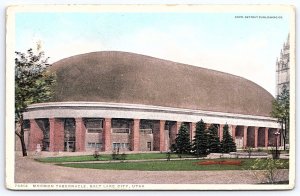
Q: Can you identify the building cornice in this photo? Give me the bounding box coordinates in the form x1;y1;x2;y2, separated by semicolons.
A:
24;101;280;128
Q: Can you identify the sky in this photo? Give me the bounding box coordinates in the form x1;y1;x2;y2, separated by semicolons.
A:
15;11;290;96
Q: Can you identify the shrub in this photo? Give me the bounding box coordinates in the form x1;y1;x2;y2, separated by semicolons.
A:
166;151;171;161
111;150;117;160
246;147;253;158
120;153;127;160
111;149;127;160
251;158;288;184
93;150;100;160
257;147;264;152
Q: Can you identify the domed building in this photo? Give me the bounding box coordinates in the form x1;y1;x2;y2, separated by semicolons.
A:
23;51;281;153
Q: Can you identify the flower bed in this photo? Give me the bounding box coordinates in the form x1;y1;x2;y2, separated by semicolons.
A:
195;160;242;166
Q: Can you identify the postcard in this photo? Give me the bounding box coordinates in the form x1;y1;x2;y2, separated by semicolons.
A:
6;4;295;190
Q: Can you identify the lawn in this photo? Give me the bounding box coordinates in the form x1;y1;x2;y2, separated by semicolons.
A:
57;159;289;171
35;153;195;163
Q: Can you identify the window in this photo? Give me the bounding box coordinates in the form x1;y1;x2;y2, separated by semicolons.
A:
112;143;120;149
23;120;30;129
112;119;130;128
112;128;130;134
64;119;76;141
140;129;152;134
85;118;103;133
87;128;103;133
88;142;95;148
87;142;102;149
125;143;129;148
112;143;129;149
95;143;102;149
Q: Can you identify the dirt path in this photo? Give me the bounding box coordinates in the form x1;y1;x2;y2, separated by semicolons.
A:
15;155;289;184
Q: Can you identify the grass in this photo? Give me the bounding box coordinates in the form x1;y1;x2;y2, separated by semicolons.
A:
57;159;289;171
35;153;195;163
36;155;103;163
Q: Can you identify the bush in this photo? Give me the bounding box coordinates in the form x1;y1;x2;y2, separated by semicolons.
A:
257;148;264;152
111;150;117;160
246;147;253;158
166;152;171;161
120;153;127;160
251;158;287;184
93;150;100;160
111;149;127;160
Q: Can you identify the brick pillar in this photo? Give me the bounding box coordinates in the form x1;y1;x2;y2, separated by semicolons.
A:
190;122;196;142
103;118;112;151
219;124;225;141
49;118;64;152
265;128;269;147
254;127;259;148
49;119;54;152
175;121;181;135
170;121;181;145
159;120;166;151
231;125;237;140
75;118;86;152
131;119;140;151
28;119;44;151
243;126;248;147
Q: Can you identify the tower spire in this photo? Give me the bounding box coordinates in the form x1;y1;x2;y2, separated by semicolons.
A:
276;34;290;96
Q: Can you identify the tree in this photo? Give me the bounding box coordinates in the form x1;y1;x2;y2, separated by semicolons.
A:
15;48;56;156
207;124;221;153
192;119;208;157
221;124;237;153
174;124;191;156
271;86;290;150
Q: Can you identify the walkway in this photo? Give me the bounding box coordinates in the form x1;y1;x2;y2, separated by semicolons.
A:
15;154;289;184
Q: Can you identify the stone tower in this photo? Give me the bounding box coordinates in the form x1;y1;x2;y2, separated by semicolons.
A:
276;35;290;96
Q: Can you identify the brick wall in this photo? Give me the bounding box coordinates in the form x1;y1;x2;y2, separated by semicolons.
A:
49;118;64;152
75;118;86;152
152;121;160;151
85;132;102;151
139;133;153;151
111;133;130;150
28;119;44;151
130;119;140;151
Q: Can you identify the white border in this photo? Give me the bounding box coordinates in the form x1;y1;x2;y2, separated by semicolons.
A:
5;4;296;191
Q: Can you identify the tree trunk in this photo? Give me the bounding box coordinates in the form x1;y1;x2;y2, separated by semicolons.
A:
280;120;286;151
286;116;289;149
283;118;288;150
15;117;27;156
17;132;28;157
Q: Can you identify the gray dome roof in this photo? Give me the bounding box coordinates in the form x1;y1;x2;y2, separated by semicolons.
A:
50;51;274;117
